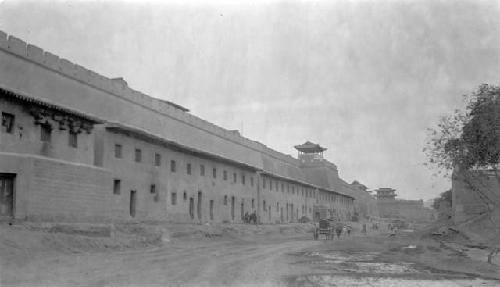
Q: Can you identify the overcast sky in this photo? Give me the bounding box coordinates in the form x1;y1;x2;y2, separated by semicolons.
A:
1;0;499;200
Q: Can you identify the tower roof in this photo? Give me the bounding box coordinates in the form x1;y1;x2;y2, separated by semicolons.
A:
294;141;327;153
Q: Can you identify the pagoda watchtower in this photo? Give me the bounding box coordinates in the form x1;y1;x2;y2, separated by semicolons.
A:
376;188;397;201
294;141;327;164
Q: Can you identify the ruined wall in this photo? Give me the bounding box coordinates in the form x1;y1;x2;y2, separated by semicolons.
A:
452;169;500;225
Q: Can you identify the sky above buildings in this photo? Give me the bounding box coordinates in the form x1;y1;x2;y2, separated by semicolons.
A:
1;0;499;200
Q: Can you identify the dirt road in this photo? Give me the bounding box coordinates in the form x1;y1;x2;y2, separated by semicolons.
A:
1;222;499;286
1;234;314;287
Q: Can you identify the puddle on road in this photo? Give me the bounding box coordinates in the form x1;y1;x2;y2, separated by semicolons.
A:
341;262;418;274
288;250;500;287
298;251;418;274
303;251;379;262
290;275;499;287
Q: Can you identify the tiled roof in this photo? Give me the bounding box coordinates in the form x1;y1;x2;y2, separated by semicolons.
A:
294;141;327;152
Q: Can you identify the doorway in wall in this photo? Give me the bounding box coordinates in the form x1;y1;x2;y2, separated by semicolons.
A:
240;200;244;221
0;174;15;218
314;212;320;221
189;197;194;219
209;200;214;220
197;191;202;220
129;190;136;218
231;196;235;220
286;204;289;222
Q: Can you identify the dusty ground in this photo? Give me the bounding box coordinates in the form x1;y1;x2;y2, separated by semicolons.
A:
0;221;499;287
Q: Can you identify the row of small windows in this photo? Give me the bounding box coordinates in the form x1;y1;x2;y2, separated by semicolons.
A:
2;112;79;148
319;193;352;206
112;144;352;206
114;143;255;186
262;177;316;198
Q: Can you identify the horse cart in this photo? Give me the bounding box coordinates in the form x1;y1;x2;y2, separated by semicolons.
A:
313;219;334;240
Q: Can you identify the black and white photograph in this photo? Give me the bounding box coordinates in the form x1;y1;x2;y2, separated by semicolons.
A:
0;0;499;286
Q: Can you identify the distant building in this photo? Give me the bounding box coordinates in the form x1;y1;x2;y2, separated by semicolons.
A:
0;30;359;223
350;181;379;220
376;188;434;223
376;188;397;201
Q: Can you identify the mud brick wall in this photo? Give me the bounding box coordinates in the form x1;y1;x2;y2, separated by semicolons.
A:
28;157;112;221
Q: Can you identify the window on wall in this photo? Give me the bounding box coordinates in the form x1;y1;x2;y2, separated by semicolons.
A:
134;148;142;162
250;177;254;187
150;184;156;194
292;186;295;194
113;179;121;195
171;192;177;205
241;174;245;185
170;160;176;172
281;183;284;192
186;163;192;175
223;170;227;181
68;130;78;148
200;164;205;176
275;181;278;191
263;178;266;189
224;195;228;205
213;167;217;178
233;173;237;183
183;191;187;200
252;198;255;208
1;112;14;134
40;123;52;142
114;144;122;158
263;200;266;211
270;180;272;191
277;202;279;212
154;153;161;166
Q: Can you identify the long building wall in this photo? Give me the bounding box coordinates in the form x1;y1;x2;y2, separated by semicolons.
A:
0;31;304;181
99;126;323;223
0;30;356;223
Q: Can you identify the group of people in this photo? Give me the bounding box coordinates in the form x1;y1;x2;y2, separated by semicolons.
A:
388;223;399;237
242;211;257;224
333;222;352;239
